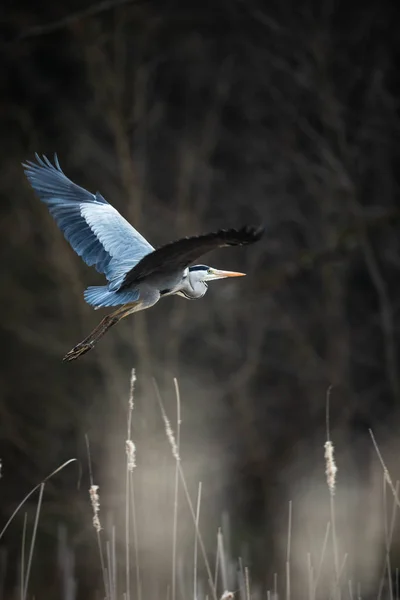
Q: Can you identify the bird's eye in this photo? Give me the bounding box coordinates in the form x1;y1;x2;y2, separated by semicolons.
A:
207;268;212;274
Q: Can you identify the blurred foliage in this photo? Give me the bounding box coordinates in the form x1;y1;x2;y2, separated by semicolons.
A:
1;0;400;597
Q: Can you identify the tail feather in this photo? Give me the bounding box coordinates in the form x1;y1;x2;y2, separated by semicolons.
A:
84;285;140;308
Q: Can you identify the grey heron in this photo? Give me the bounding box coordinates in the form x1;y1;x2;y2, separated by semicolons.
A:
23;154;264;361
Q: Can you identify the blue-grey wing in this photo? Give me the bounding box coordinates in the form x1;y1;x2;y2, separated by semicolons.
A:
23;154;154;289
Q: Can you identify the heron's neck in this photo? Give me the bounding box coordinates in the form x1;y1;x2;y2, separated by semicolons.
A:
180;277;208;299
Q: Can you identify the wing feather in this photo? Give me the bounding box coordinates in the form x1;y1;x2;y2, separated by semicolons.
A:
121;226;264;287
23;154;154;288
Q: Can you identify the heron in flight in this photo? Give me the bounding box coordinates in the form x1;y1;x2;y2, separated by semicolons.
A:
23;154;264;361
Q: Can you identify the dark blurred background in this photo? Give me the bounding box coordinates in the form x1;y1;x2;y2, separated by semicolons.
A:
1;0;400;598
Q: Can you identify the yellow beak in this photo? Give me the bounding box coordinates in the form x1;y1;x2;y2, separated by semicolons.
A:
206;269;246;281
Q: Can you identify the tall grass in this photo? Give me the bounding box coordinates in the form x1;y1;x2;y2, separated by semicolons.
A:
1;377;400;599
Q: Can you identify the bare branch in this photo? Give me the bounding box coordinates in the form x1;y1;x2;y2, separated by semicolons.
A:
19;0;138;41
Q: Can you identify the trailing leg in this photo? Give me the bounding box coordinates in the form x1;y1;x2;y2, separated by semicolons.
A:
63;304;139;362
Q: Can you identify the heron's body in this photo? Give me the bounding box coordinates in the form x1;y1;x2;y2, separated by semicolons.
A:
23;154;264;361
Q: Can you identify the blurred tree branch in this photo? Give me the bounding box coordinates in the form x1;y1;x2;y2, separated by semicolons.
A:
18;0;139;41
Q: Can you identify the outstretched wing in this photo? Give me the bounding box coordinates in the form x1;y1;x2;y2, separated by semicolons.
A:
23;154;154;290
121;226;264;287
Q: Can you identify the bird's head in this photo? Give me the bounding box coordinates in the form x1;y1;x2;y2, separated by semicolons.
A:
177;265;246;300
189;264;246;283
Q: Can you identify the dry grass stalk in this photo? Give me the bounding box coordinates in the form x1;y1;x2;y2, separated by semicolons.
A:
125;368;141;600
313;522;330;599
20;513;27;600
23;482;45;600
0;458;76;542
126;368;137;471
369;429;400;508
89;485;102;533
286;500;292;600
325;387;339;590
377;476;399;600
325;386;337;497
125;440;136;472
194;481;202;600
245;567;251;600
172;377;181;600
85;434;108;598
324;441;337;496
214;530;220;591
164;412;180;462
154;379;218;600
217;529;228;592
128;369;136;411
